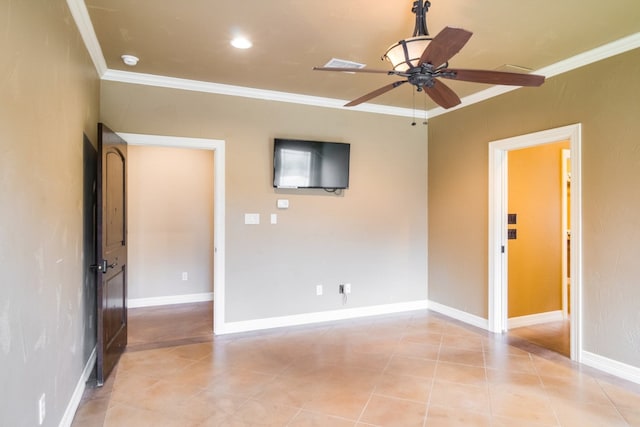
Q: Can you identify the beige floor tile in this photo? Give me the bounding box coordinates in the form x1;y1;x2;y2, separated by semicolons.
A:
302;389;371;420
104;403;200;427
359;394;427;427
202;369;276;399
400;331;444;346
491;415;558;427
394;340;441;360
489;386;558;425
288;410;356;427
70;397;110;427
429;380;490;414
437;347;485;367
541;374;613;406
373;372;433;402
71;303;640;427
531;355;580;380
385;355;438;378
433;361;487;386
486;368;543;388
484;352;537;374
550;399;628;427
598;379;640;409
425;405;492;427
229;399;299;426
167;342;215;361
617;406;640;427
253;378;315;408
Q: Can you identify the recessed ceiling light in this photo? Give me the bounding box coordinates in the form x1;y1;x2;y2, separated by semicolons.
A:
121;54;139;66
231;37;252;49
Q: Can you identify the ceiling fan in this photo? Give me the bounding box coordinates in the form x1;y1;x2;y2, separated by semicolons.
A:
313;0;545;109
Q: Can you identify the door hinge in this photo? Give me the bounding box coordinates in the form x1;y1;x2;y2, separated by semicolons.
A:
501;245;505;254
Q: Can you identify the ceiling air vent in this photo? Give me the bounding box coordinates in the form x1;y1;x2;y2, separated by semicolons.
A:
323;58;366;69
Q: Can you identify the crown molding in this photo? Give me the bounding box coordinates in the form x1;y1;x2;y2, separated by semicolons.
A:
102;69;418;118
428;32;640;118
66;0;107;76
67;0;638;120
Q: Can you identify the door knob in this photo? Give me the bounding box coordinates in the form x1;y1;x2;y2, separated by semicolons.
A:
90;260;118;273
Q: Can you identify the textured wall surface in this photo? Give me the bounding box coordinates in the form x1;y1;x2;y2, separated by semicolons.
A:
429;48;640;368
100;81;429;323
0;1;100;426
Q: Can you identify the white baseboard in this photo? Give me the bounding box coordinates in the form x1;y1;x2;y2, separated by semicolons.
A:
59;347;96;427
508;310;564;329
216;300;429;335
581;350;640;385
128;292;213;308
427;300;489;331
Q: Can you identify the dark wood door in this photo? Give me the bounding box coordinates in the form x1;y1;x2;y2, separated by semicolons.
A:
96;123;128;385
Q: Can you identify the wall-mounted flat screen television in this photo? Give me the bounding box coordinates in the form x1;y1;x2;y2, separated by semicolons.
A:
273;138;350;189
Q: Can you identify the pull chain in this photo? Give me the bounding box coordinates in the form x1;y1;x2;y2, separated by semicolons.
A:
411;89;417;126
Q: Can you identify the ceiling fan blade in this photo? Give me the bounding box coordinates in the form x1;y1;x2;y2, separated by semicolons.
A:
344;81;408;107
425;79;461;109
441;69;545;86
313;66;394;75
419;27;473;68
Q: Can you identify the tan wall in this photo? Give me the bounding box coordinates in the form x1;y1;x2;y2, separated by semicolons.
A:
428;48;640;368
128;146;214;300
100;82;429;322
508;142;569;318
0;1;101;425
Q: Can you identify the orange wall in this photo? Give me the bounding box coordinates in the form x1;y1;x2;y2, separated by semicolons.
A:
508;141;569;318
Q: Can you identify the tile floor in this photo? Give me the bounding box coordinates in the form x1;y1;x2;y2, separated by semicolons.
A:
72;304;640;426
510;320;571;357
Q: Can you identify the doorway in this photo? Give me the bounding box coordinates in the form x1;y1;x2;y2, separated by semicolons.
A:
488;124;582;361
117;133;226;335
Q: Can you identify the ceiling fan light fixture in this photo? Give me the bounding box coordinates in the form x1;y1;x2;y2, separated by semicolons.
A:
383;36;431;71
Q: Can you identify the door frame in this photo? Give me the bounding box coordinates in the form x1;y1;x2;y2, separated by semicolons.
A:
119;133;226;335
488;123;582;361
561;148;571;319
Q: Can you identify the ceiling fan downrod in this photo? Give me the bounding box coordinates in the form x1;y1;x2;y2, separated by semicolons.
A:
412;0;431;37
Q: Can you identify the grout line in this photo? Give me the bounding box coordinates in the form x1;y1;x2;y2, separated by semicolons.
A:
422;329;443;427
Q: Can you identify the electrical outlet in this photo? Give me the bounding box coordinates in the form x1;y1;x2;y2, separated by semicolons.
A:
182;272;188;281
344;283;351;294
38;393;46;425
316;285;323;296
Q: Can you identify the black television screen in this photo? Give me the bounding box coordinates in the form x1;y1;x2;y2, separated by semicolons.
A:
273;138;350;189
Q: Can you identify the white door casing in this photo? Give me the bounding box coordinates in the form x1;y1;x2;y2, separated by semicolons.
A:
488;124;582;361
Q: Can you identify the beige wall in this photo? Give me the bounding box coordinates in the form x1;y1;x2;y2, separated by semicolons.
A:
0;1;101;426
429;48;640;368
508;142;569;318
100;82;429;322
127;145;214;300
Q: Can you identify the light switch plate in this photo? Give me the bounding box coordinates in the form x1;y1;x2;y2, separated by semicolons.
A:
277;199;289;209
244;213;260;225
270;213;277;224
